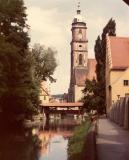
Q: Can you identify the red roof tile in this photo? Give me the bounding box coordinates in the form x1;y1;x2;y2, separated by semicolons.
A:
109;36;129;69
42;102;83;107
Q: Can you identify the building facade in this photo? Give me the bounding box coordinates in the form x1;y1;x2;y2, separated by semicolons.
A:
106;36;129;112
68;6;96;102
40;81;50;104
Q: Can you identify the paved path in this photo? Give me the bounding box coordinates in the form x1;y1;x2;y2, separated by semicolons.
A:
97;118;129;160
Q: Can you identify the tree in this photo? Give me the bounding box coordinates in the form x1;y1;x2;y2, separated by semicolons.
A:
95;19;116;82
94;18;116;113
83;19;116;114
82;79;104;114
31;43;57;83
0;0;39;122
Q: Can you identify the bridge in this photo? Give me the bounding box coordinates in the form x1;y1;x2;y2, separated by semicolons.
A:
41;102;84;117
42;102;83;107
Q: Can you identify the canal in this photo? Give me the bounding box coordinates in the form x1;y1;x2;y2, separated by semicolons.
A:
0;116;82;160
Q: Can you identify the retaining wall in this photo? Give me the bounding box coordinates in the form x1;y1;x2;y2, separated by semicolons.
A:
109;96;129;129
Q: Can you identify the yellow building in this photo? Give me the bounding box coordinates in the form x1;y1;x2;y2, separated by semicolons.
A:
106;36;129;112
40;81;50;104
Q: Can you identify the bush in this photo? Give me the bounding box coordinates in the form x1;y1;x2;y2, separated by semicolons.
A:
68;121;91;160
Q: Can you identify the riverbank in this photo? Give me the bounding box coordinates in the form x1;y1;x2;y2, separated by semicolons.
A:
67;119;97;160
22;114;44;128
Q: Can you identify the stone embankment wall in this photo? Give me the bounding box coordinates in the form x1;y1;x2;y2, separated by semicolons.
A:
109;96;129;129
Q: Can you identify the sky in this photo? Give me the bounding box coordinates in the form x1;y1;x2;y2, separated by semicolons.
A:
25;0;129;95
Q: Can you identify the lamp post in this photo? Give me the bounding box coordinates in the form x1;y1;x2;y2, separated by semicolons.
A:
117;95;120;100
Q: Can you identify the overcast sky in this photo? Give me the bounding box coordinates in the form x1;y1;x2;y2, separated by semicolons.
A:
25;0;129;95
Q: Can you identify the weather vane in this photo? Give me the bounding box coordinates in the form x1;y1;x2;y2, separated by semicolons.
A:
77;1;81;14
77;2;80;10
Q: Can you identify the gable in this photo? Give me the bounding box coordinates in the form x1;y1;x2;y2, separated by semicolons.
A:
108;36;129;70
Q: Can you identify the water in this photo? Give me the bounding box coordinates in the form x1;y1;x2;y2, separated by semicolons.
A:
0;117;82;160
38;118;81;160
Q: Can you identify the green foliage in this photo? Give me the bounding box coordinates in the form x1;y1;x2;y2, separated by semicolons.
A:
67;121;91;160
0;0;40;121
82;19;116;114
82;79;104;114
31;43;57;83
94;18;116;113
0;127;42;160
95;18;116;82
0;0;29;49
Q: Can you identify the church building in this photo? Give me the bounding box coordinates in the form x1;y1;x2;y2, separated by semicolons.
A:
68;4;96;102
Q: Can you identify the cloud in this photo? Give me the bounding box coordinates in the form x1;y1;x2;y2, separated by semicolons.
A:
27;7;64;46
27;6;71;94
25;0;129;94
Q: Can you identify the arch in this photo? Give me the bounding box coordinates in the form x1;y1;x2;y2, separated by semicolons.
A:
79;54;83;65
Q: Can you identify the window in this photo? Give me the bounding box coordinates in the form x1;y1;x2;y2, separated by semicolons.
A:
109;85;112;90
79;54;83;65
44;96;46;100
79;45;82;47
124;80;129;86
79;29;82;34
78;29;82;40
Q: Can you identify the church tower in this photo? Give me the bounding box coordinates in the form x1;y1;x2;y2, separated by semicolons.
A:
69;3;88;102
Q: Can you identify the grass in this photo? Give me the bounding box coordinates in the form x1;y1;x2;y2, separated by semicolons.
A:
67;120;91;160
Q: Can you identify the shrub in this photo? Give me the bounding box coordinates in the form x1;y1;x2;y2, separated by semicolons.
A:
67;121;91;160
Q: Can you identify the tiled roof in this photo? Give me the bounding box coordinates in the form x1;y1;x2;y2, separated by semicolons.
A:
108;36;129;69
87;59;97;80
74;68;87;86
42;102;83;107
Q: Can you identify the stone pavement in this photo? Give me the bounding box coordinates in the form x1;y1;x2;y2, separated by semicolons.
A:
97;117;129;160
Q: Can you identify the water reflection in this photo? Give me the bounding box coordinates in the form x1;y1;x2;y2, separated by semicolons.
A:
0;126;41;160
38;117;81;160
0;117;82;160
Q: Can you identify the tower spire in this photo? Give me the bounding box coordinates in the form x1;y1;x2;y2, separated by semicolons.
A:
77;2;81;14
